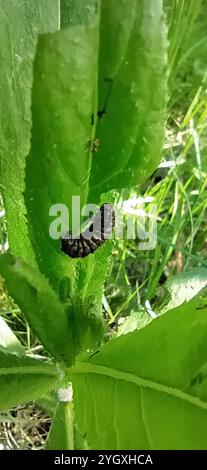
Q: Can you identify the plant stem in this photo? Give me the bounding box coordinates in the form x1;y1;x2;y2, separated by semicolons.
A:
45;397;74;450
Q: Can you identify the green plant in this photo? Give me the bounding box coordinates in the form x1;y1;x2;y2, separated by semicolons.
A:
0;0;207;450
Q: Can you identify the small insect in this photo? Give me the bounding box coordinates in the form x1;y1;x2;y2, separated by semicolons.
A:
91;109;106;125
86;138;100;153
61;203;115;259
90;78;114;125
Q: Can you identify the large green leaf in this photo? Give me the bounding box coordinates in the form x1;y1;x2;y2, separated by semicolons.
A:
0;0;59;264
70;288;207;449
0;348;58;411
25;18;99;292
60;0;168;201
89;0;167;200
0;254;74;364
24;13;113;349
24;0;167;354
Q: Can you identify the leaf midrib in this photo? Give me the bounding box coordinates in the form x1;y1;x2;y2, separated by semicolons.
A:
70;361;207;411
0;365;57;377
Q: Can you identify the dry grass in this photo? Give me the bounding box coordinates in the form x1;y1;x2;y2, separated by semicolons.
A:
0;403;51;450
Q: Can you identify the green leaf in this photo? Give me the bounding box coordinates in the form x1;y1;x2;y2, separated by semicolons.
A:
0;316;25;355
70;288;207;449
24;1;167;356
76;238;113;301
60;0;97;27
0;0;59;265
0;254;74;364
25;19;99;292
0;348;58;412
89;0;168;200
66;293;105;357
67;240;113;355
162;267;207;312
46;401;74;450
